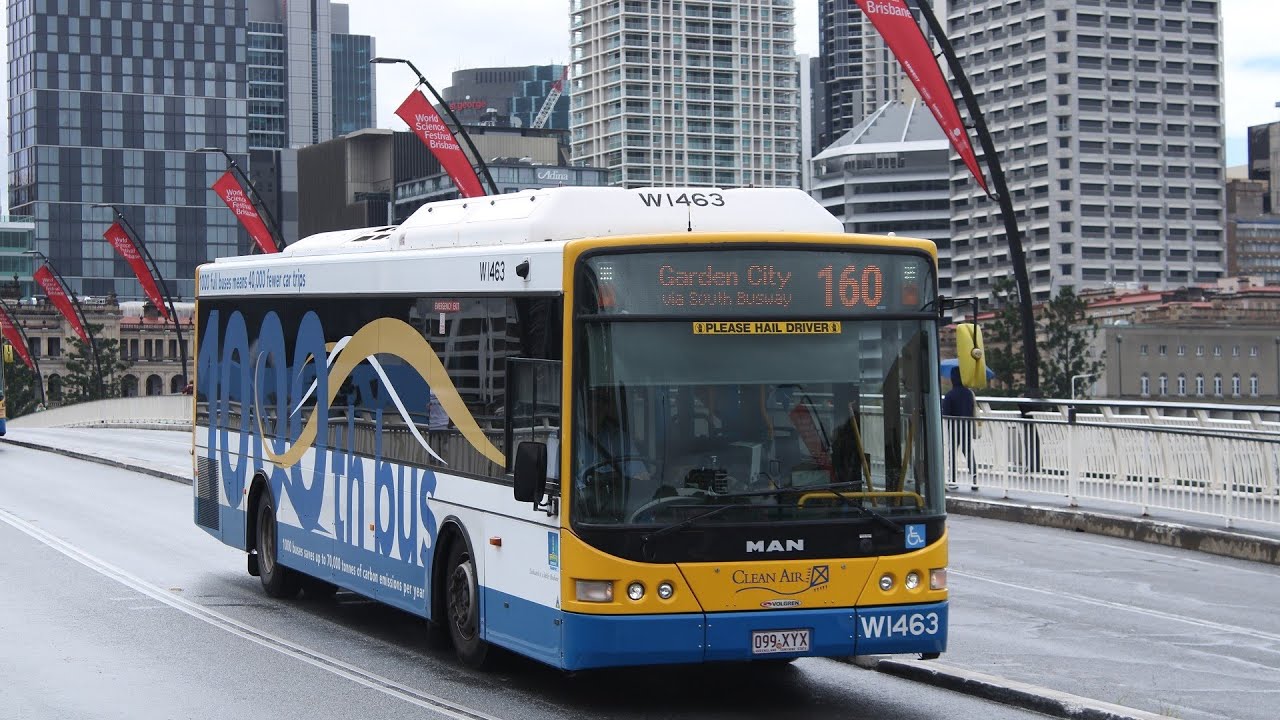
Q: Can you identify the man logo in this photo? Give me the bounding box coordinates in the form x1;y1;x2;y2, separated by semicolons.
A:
746;539;804;553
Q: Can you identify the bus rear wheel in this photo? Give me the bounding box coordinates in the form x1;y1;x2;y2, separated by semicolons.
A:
256;492;300;599
445;541;489;668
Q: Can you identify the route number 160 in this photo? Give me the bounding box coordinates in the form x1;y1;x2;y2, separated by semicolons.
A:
817;265;884;308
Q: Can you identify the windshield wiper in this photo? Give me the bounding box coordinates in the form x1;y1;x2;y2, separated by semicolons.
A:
641;503;744;545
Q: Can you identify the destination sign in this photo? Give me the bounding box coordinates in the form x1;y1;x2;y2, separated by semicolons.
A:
693;320;842;335
580;249;933;317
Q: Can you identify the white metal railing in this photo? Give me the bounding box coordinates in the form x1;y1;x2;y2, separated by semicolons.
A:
944;411;1280;529
7;395;191;429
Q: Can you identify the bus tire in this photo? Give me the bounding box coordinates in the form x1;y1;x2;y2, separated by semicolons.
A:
445;540;489;668
255;491;300;599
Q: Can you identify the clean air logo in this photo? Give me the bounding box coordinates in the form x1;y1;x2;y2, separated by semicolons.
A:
864;0;913;18
747;539;804;553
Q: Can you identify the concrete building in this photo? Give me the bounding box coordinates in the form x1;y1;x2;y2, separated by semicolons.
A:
297;127;607;237
569;0;801;188
1226;178;1280;284
810;99;952;289
945;0;1227;301
1090;280;1280;402
441;65;570;131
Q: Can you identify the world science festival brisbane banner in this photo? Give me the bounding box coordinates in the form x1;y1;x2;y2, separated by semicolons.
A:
395;89;486;198
854;0;989;194
103;222;169;321
212;170;280;254
33;265;89;345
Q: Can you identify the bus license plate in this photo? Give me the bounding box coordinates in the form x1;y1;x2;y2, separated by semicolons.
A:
751;629;810;655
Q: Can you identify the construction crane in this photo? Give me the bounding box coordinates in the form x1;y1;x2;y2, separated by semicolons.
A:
530;66;569;130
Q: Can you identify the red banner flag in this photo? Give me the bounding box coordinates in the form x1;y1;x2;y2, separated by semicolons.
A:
855;0;989;194
395;89;486;198
34;265;89;345
0;303;35;370
212;170;279;254
103;222;170;321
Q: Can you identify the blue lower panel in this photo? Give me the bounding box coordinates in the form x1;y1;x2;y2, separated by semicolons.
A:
562;611;706;670
704;608;856;662
483;588;563;667
854;601;948;655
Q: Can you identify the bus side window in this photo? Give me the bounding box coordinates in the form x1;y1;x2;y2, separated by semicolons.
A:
506;358;562;482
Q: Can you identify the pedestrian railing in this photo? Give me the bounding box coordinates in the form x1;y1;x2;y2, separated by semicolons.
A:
944;411;1280;529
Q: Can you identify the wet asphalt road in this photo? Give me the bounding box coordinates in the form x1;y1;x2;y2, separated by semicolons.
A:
3;432;1279;719
0;440;1049;720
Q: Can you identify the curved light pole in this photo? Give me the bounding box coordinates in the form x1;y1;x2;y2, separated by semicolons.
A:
22;250;106;400
370;56;499;196
0;296;46;405
92;203;189;385
195;146;286;252
913;0;1041;399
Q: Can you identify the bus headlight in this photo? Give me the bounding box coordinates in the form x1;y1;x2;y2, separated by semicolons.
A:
575;580;613;602
657;581;675;600
879;573;894;591
627;581;645;601
905;571;921;590
930;568;948;590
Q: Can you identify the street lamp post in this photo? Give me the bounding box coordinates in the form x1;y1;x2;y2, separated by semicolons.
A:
93;203;189;385
369;56;499;196
1115;334;1124;399
0;295;46;405
22;250;106;400
195;146;286;252
1071;372;1098;402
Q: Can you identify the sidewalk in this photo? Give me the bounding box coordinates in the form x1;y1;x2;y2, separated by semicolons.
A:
946;485;1280;566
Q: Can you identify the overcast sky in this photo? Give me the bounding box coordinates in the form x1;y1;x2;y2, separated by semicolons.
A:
349;0;1279;167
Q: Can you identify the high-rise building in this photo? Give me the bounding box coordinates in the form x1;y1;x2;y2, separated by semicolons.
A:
810;99;953;289
7;0;249;299
569;0;801;188
441;65;571;131
245;0;374;149
816;0;912;152
946;0;1226;301
6;0;376;300
1247;121;1279;214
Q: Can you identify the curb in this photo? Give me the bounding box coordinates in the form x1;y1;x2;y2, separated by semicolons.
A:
947;496;1280;566
2;437;191;486
868;658;1175;720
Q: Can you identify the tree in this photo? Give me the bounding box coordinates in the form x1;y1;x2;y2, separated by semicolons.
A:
62;323;132;402
1039;286;1103;400
2;360;42;417
983;276;1026;396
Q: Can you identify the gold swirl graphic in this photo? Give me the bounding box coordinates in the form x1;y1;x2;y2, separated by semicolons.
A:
257;317;506;469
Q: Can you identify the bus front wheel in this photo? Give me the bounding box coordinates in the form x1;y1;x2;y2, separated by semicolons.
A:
445;541;489;668
256;492;300;599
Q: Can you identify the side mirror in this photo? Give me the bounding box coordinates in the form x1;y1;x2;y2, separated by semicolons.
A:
513;441;549;503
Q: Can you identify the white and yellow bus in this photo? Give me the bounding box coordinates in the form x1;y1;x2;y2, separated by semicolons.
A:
193;186;949;670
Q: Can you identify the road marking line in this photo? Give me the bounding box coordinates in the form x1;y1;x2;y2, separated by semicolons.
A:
952;569;1280;645
0;506;503;720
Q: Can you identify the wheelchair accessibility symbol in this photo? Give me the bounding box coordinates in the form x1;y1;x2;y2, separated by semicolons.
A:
905;524;926;549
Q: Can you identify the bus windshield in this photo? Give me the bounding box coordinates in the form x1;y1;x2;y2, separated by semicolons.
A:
571;248;942;528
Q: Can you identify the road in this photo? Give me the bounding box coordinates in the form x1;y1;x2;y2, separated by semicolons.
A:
0;440;1049;720
2;430;1278;719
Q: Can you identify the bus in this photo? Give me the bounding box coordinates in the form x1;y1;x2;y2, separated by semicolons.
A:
193;186;949;670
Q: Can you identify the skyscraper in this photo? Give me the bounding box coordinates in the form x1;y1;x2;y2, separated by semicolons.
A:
569;0;801;188
441;65;570;131
816;0;911;152
7;0;249;298
5;0;378;301
946;0;1226;301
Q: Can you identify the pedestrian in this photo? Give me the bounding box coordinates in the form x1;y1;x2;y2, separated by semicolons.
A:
941;366;977;490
